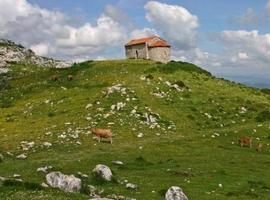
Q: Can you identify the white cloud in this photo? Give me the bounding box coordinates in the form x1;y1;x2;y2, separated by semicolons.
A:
104;4;134;30
232;8;262;25
144;1;199;50
0;0;127;60
30;43;51;56
130;28;157;39
220;30;270;62
237;52;249;60
56;15;126;48
267;0;270;12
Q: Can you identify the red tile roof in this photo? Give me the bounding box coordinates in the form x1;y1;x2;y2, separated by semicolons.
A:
125;36;170;48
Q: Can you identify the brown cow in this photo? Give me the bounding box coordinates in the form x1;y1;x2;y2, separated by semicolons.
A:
91;128;113;144
67;75;73;81
238;136;252;148
51;75;59;81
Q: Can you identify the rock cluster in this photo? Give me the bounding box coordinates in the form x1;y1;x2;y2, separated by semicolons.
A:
165;186;188;200
0;39;72;74
46;171;81;192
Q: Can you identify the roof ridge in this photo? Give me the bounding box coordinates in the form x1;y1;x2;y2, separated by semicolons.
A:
125;36;170;47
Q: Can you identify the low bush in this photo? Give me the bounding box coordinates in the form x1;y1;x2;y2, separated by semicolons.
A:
256;111;270;122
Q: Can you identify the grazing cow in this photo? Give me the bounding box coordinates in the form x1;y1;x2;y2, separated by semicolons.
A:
91;128;113;144
256;143;263;152
51;75;58;81
67;75;73;81
238;136;252;148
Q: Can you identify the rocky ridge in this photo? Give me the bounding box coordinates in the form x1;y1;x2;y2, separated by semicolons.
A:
0;39;72;73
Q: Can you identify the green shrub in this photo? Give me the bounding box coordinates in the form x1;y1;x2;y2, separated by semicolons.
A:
0;96;12;108
3;180;43;190
261;88;270;95
0;78;11;90
256;111;270;122
48;111;56;117
157;61;212;76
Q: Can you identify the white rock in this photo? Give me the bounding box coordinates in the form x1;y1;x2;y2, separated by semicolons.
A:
0;176;7;182
112;160;124;165
85;103;93;109
107;84;123;95
0;153;4;161
165;186;188;200
116;102;126;111
126;183;138;190
16;154;27;160
37;166;52;173
77;172;88;178
92;164;112;181
137;133;144;138
46;171;81;192
13;174;21;178
43;142;52;148
41;182;49;188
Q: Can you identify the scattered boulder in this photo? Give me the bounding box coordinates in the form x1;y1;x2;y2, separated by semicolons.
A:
16;153;27;160
46;171;81;192
126;183;138;190
13;174;21;178
112;160;124;165
41;182;49;188
87;184;100;197
43;142;52;148
0;176;7;182
165;186;188;200
107;84;123;95
37;166;53;173
89;198;113;200
92;164;113;181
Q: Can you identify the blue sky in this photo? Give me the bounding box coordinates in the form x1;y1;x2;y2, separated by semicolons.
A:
1;0;270;87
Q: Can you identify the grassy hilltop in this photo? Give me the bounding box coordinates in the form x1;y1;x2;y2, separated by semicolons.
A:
0;60;270;199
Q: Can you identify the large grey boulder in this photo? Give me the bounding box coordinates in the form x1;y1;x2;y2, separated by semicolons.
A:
46;171;81;192
165;186;188;200
92;164;113;181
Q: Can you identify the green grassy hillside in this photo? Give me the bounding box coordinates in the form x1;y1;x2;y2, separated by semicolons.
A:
1;60;270;199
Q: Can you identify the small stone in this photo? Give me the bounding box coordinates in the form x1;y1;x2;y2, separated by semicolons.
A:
0;154;4;161
0;176;7;182
112;160;124;165
92;164;113;181
137;133;144;138
37;166;52;173
165;186;188;200
16;154;27;160
41;182;49;188
126;183;138;190
13;174;21;178
85;104;93;109
43;142;52;148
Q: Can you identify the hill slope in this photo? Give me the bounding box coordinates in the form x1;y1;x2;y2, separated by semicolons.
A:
0;60;270;199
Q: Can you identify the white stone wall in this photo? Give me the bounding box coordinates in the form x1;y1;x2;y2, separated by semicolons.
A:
125;44;171;63
125;44;147;59
149;47;171;63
